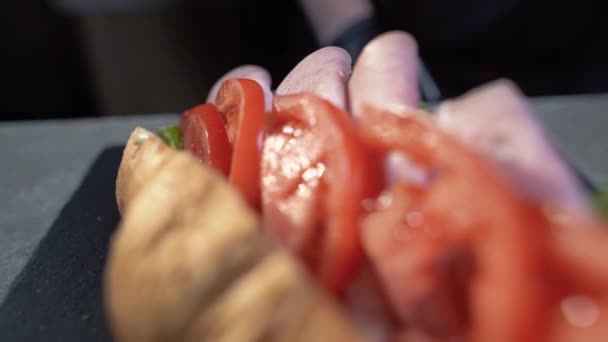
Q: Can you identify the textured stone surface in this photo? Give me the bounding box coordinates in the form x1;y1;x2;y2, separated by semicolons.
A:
0;114;177;301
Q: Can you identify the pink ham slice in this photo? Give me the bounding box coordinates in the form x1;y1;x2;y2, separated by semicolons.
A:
349;31;588;212
435;80;590;213
276;46;352;110
349;31;429;188
349;31;420;119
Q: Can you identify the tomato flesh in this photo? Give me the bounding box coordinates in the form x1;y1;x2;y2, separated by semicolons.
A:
359;108;554;340
181;103;232;176
261;93;382;295
215;79;266;209
537;214;608;341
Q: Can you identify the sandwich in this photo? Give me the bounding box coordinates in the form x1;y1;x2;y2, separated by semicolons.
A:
104;38;608;341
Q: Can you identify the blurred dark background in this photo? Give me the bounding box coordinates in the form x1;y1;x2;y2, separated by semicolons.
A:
1;0;607;120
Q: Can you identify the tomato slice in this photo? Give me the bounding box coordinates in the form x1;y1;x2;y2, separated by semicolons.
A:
215;79;266;209
181;103;232;176
358;108;555;340
261;93;382;295
545;217;608;342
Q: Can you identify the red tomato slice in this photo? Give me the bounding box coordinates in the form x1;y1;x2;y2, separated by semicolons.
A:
358;108;555;340
360;108;608;341
215;79;266;209
181;103;232;176
261;93;382;295
547;219;608;342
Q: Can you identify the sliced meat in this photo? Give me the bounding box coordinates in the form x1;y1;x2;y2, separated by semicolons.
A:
435;80;590;213
348;30;424;187
349;31;420;119
276;47;351;110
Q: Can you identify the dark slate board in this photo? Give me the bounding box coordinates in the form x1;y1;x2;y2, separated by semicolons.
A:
0;146;124;342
